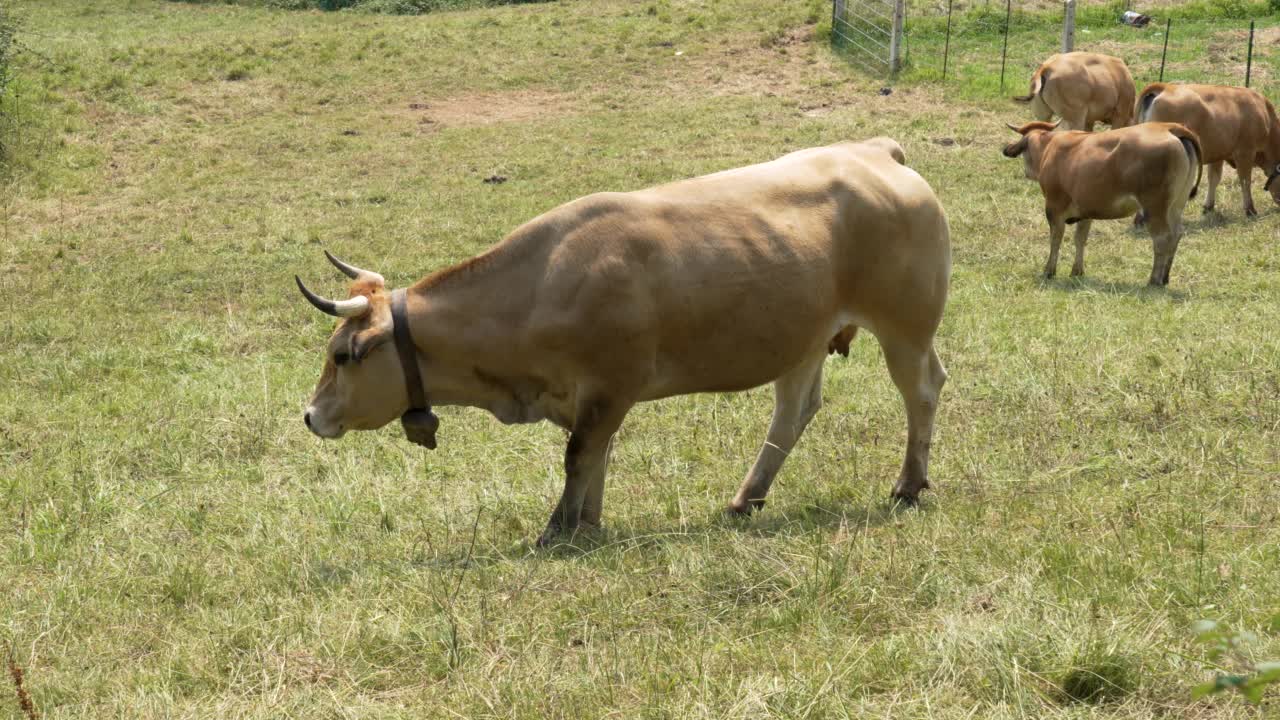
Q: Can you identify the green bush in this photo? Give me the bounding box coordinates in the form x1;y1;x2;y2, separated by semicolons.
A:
1191;616;1280;706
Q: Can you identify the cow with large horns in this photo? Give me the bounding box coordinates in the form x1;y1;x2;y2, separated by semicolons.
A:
297;139;952;546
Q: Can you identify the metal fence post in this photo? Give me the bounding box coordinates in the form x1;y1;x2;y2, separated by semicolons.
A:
1158;18;1170;82
1245;20;1254;87
1062;0;1075;52
889;0;906;75
832;0;845;47
999;0;1012;94
943;0;953;80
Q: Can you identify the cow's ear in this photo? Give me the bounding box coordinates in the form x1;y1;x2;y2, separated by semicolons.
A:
350;325;391;362
1002;138;1028;158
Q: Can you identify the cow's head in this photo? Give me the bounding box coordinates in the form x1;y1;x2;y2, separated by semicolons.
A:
1002;120;1059;181
1265;162;1280;205
297;252;408;438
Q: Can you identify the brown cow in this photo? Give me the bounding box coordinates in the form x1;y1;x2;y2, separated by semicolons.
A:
1002;121;1201;285
1137;82;1280;217
1014;52;1135;131
296;139;952;546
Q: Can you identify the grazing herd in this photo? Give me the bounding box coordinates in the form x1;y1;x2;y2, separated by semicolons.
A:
295;51;1276;545
1006;51;1280;285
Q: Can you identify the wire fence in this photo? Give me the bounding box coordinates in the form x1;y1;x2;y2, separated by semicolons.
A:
832;0;1276;95
832;0;903;75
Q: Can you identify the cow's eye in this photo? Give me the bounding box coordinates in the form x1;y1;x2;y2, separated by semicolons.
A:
333;351;350;366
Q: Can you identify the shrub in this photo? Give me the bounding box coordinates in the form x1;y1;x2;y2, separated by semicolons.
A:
1191;615;1280;706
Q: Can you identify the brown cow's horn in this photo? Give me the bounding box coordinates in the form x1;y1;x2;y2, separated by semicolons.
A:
1006;122;1022;133
296;276;370;317
325;250;385;285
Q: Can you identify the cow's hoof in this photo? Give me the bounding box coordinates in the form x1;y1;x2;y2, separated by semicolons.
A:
1246;207;1258;218
890;492;920;507
1201;205;1215;214
726;499;765;517
1043;270;1056;280
1070;268;1084;278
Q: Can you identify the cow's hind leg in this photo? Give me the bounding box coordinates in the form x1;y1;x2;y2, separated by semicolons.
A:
728;351;827;515
1043;213;1067;278
539;396;629;546
880;333;947;503
1145;209;1184;286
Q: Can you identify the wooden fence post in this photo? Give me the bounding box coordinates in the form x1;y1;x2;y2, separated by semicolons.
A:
889;0;906;75
1062;0;1075;52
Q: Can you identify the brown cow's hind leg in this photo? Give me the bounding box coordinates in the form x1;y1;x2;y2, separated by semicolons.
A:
881;334;947;503
1145;210;1182;286
728;351;827;515
1043;214;1067;278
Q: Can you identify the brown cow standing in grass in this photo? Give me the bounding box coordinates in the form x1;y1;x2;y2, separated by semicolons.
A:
1002;121;1202;286
296;138;952;546
1014;52;1135;131
1136;82;1280;218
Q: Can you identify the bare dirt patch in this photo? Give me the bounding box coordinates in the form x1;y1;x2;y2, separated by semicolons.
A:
395;89;575;130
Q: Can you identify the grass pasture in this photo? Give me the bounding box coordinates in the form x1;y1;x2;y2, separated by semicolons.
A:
3;0;1280;717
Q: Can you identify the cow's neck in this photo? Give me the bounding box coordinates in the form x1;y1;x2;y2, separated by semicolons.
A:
398;237;567;424
409;242;537;356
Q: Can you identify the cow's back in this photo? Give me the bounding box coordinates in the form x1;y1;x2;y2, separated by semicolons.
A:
1139;84;1269;163
525;141;949;399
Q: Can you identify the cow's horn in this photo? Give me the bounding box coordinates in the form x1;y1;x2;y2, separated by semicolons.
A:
325;250;385;285
1006;122;1022;133
295;276;370;317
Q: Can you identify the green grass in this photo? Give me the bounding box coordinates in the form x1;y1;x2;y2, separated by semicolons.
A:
871;0;1278;97
2;0;1279;717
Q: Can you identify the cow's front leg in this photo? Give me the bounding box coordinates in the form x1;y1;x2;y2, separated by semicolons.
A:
538;397;627;547
1070;219;1092;277
1234;157;1257;217
1043;213;1066;278
729;351;827;515
1203;161;1223;213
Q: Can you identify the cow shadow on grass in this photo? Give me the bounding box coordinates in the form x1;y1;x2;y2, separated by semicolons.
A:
1038;274;1190;301
389;489;926;574
535;493;926;559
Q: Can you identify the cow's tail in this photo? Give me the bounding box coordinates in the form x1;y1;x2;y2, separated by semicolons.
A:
1013;68;1046;103
1170;125;1203;200
1137;83;1166;123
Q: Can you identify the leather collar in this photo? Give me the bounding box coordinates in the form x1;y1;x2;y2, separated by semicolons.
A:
390;288;439;449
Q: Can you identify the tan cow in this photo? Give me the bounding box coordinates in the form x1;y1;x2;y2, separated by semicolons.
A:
296;138;951;546
1002;121;1202;285
1014;52;1135;131
1136;82;1280;217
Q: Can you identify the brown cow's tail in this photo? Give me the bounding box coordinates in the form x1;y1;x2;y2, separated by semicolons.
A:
1137;83;1166;123
1170;125;1203;200
1012;68;1045;103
